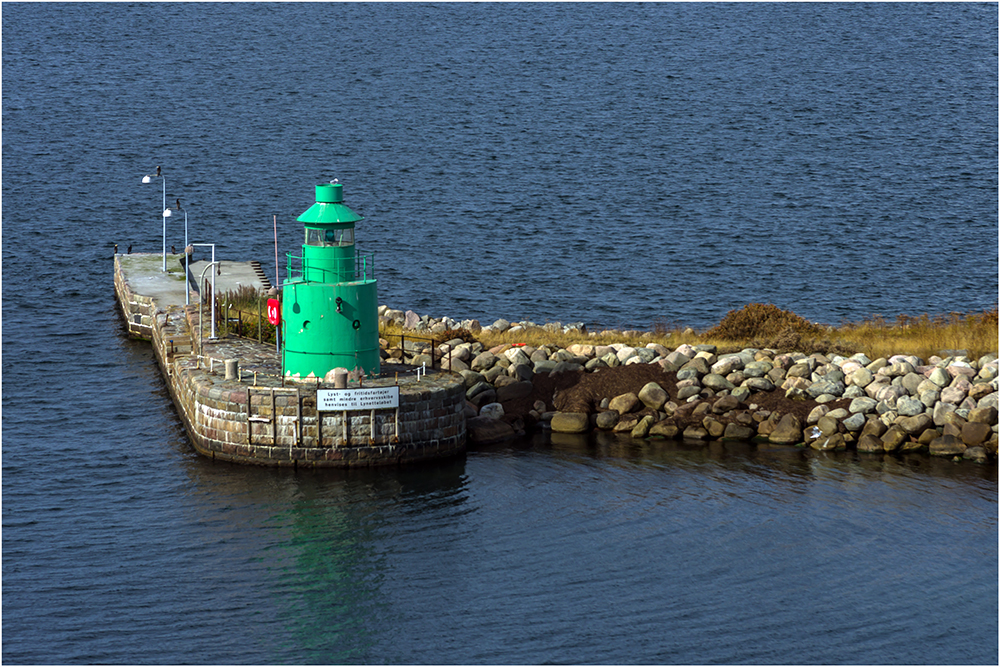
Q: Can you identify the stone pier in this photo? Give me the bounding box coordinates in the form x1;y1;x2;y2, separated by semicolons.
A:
114;253;466;467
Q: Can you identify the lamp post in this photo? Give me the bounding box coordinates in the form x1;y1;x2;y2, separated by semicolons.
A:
192;243;218;341
141;169;167;271
163;205;190;304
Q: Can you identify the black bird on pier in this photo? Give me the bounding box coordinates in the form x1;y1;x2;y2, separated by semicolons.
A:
128;244;132;254
114;243;118;255
171;245;177;255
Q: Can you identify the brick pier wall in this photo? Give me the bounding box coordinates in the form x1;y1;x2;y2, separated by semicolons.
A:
115;257;467;467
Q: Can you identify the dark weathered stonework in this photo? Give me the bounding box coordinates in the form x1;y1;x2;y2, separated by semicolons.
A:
115;257;467;467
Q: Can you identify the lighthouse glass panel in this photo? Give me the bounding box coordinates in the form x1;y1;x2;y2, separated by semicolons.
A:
305;228;354;247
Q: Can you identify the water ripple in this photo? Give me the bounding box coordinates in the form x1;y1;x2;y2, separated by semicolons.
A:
3;3;997;665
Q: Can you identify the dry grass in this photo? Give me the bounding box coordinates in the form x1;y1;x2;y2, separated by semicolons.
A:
832;309;998;361
382;304;999;361
216;286;277;344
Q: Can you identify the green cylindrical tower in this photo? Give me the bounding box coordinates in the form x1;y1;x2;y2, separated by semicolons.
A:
282;183;380;378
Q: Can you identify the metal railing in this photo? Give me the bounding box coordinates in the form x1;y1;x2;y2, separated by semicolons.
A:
285;250;375;284
380;331;454;373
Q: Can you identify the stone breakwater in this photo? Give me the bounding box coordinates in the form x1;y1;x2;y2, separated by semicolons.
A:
380;307;999;463
113;256;467;467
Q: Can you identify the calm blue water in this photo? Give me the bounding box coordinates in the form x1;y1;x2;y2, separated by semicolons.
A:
3;3;997;665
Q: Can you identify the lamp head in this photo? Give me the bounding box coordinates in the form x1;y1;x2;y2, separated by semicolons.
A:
142;175;152;184
162;209;172;218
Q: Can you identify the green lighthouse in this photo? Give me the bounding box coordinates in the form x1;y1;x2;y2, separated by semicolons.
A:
282;182;380;379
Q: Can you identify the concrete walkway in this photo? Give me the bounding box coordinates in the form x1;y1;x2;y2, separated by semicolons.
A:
116;252;270;307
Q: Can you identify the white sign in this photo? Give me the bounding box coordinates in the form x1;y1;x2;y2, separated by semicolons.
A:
318;387;400;411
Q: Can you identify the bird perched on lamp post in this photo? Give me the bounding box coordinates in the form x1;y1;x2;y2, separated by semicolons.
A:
156;165;161;177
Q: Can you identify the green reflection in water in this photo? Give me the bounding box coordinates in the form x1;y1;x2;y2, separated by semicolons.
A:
260;460;469;664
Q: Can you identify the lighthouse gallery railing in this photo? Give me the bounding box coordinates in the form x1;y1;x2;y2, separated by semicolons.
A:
284;250;375;284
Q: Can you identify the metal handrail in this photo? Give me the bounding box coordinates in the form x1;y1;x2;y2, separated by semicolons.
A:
285;250;375;284
380;331;452;372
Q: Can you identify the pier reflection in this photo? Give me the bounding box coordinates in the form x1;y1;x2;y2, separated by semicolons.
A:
175;456;469;663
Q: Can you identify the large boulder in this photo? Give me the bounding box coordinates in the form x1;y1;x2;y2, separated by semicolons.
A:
808;380;845;398
609;392;640;415
552;361;585;375
510;363;534;382
807;405;830;424
847;367;874;388
471;351;497;372
466;381;493;401
493;374;519;389
880;425;909;453
897;413;932;437
699;416;723;438
479;403;505;420
963;446;988;463
680;357;711;376
977;392;999;410
769;414;803;445
756;412;781;437
703;373;736;392
712;394;741;414
932;402;958;426
712;356;744;376
595;410;620;430
901;372;924;395
811;433;846;451
551;412;590;434
969;383;995;402
458;369;486;388
466;416;515;445
929;434;967;457
861;417;888;438
928;367;951;387
616;346;638;363
961;422;992;446
895;396;925;417
940;385;967;405
744;377;775;392
446;358;470;373
469;388;498;409
505;347;531;366
631;415;655;438
723;422;755;441
497;380;534;403
744;361;774;378
638;382;669;411
816;415;839;437
585;357;609;372
842;412;867;432
650;421;680;438
918;389;940;408
857;433;884;453
533;360;558;374
967;405;998;425
849;397;878;415
683;425;709;440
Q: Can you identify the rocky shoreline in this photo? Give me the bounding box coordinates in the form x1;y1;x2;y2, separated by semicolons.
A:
378;307;999;464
